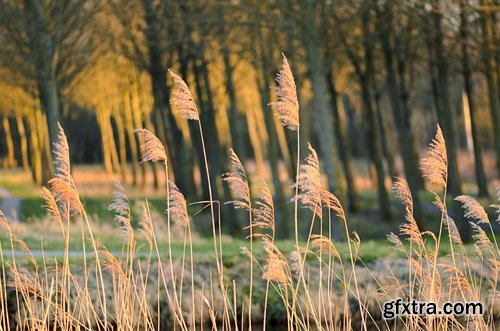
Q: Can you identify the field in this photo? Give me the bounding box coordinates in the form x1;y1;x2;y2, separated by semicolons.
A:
1;2;500;328
0;122;499;330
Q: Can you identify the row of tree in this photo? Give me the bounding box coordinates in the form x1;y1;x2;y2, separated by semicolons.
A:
0;0;499;237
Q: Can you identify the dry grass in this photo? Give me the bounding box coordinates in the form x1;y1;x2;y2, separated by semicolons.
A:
0;58;498;331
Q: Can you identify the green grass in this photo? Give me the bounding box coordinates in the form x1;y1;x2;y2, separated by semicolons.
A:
17;197;167;221
1;230;482;268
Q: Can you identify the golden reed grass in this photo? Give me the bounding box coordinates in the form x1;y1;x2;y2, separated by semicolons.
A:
0;58;498;331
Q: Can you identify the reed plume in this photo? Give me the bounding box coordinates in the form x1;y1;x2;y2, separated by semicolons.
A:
224;147;254;329
8;268;42;299
262;239;289;285
49;124;82;215
295;143;322;219
139;201;154;246
49;178;82;215
320;190;345;223
0;210;8;232
492;186;500;224
224;148;251;211
41;187;61;225
54;122;71;181
168;181;189;228
134;129;167;163
393;177;424;248
311;235;340;259
470;222;494;254
168;70;200;121
99;248;127;282
109;181;133;244
109;181;129;217
455;195;490;225
271;53;299;131
420;125;447;188
169;66;229;326
252;180;275;239
12;236;36;267
444;216;462;246
387;232;405;252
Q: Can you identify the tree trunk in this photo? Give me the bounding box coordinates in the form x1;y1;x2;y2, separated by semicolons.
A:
252;7;289;238
15;114;30;172
360;78;392;220
114;113;128;183
460;1;488;197
325;73;360;212
429;2;468;242
479;0;500;177
144;116;160;190
27;111;42;184
377;6;424;225
38;111;53;184
122;89;139;186
2;117;16;168
342;94;363;157
25;0;57;182
96;109;114;174
142;0;196;197
360;10;392;220
302;0;341;194
192;51;238;234
135;71;160;189
430;6;462;196
218;5;248;162
246;109;265;175
374;89;398;179
395;39;426;191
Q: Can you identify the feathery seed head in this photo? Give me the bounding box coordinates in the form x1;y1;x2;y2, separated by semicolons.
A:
134;129;167;163
41;187;62;225
393;177;413;214
489;257;499;287
320;190;345;222
0;210;10;233
49;124;82;216
399;212;424;248
444;216;462;246
12;236;36;267
168;181;189;227
295;143;322;219
490;186;500;224
139;201;154;245
224;148;251;211
433;195;446;213
9;268;42;298
99;249;127;281
455;195;490;225
421;125;447;188
393;178;423;246
387;232;405;252
470;222;494;254
169;70;200;121
109;182;133;244
251;180;275;238
116;215;134;245
262;239;289;285
311;234;340;258
289;250;302;277
48;177;82;215
54;122;71;181
271;54;299;131
109;181;129;217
